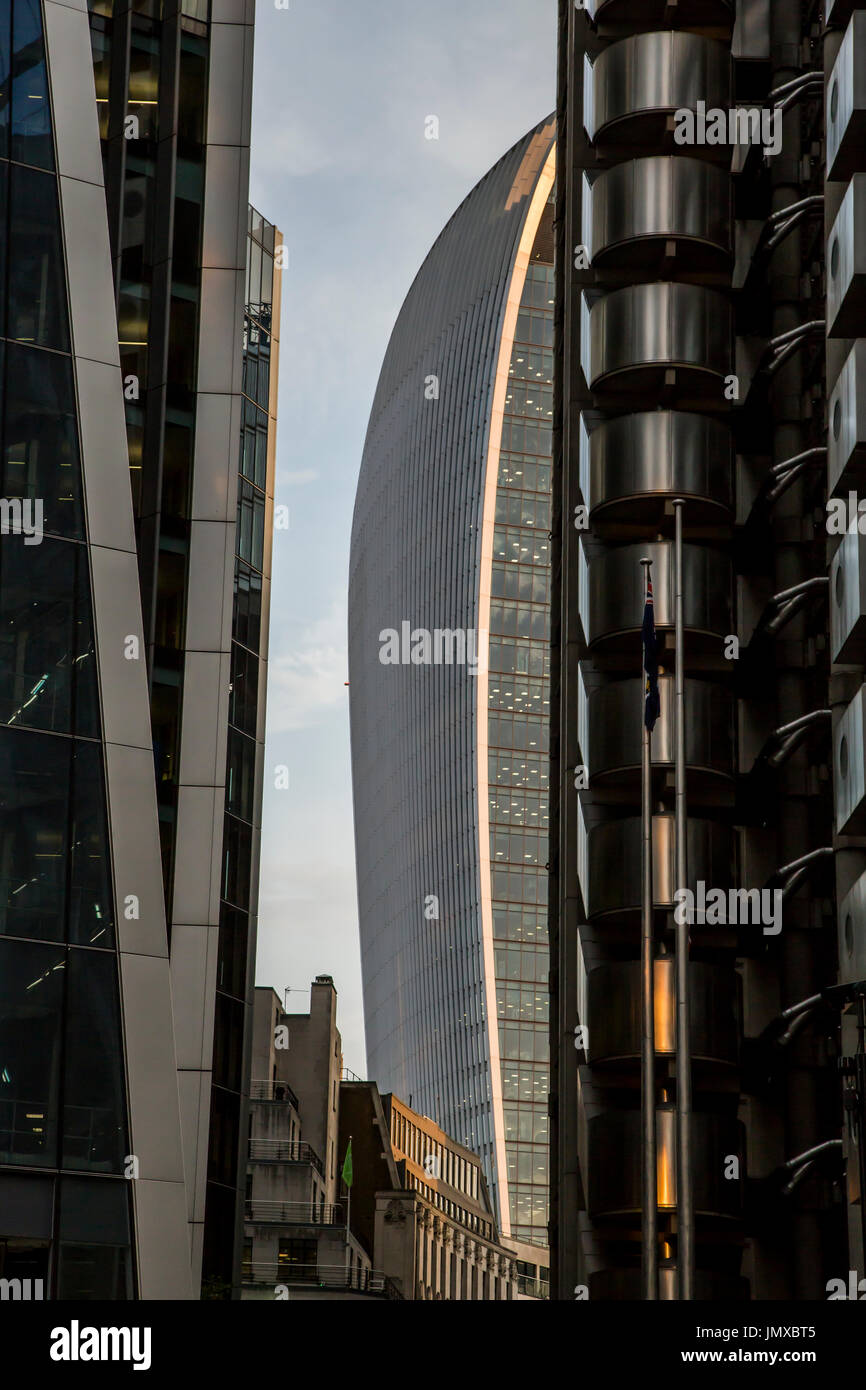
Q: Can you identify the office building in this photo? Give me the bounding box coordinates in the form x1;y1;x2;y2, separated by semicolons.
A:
349;119;554;1282
243;981;521;1299
550;0;864;1299
0;0;278;1299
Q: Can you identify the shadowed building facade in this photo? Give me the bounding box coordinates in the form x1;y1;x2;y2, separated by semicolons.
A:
0;0;278;1298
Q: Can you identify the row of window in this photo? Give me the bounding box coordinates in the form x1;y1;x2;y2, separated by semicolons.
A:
492;830;548;868
491;560;549;604
500;1064;548;1104
0;535;98;737
492;904;548;944
0;1172;132;1299
492;526;550;568
497;457;552;495
0;939;126;1171
498;1022;548;1064
488;676;548;717
489;794;548;831
496;984;548;1024
494;491;550;529
487;713;548;755
494;946;549;985
490;601;548;642
504;1109;548;1148
0;1;53;172
489;751;549;790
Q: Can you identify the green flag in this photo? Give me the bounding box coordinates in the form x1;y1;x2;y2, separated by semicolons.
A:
341;1138;353;1189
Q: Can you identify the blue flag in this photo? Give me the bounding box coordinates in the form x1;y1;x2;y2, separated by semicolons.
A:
642;573;660;732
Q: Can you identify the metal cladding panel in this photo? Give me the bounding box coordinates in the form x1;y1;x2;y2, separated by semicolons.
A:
586;540;732;647
830;527;866;665
828;340;866;495
348;120;555;1202
827;176;866;338
827;13;866;182
589;32;731;142
589;157;732;261
838;871;866;984
586;960;739;1066
587;410;733;519
835;684;866;834
585;1110;744;1219
587;283;732;388
585;815;734;918
587;676;735;781
587;0;733;21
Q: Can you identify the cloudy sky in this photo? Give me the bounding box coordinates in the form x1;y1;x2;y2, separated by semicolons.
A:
249;0;556;1074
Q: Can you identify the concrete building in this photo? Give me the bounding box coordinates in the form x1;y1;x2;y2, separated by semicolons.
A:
243;981;389;1300
348;118;555;1286
0;0;277;1299
242;982;523;1299
551;0;865;1300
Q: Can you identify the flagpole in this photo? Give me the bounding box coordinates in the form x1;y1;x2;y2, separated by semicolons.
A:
345;1135;352;1286
673;499;694;1301
640;556;658;1300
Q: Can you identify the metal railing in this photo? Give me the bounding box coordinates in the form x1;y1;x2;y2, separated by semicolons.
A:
517;1274;550;1300
245;1199;343;1226
242;1261;402;1299
250;1079;300;1109
248;1139;323;1174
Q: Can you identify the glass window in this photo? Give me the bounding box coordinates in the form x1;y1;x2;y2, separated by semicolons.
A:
57;1177;132;1299
207;1088;240;1186
212;992;244;1092
237;479;265;571
8;164;68;350
0;938;64;1167
217;903;248;1000
229;642;258;738
233;560;262;652
222;813;251;910
0;535;99;737
226;727;256;823
10;0;53;170
63;949;128;1172
3;341;83;539
0;729;114;945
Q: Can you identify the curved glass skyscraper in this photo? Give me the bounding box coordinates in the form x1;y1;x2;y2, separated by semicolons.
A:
349;119;555;1252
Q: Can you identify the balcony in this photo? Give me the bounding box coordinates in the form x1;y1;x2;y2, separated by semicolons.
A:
242;1260;403;1299
245;1199;344;1226
250;1079;300;1108
248;1139;323;1174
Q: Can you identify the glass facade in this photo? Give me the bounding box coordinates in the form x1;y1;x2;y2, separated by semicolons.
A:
349;121;555;1238
202;208;278;1294
490;241;553;1247
0;0;133;1297
87;0;213;900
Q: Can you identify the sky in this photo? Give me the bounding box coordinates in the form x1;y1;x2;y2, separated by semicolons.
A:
249;0;556;1075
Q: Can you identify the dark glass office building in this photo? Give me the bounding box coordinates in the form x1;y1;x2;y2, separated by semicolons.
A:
349;119;554;1267
0;0;278;1298
550;0;863;1300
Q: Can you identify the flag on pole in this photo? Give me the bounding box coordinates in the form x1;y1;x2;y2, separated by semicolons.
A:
642;572;660;732
341;1139;353;1189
